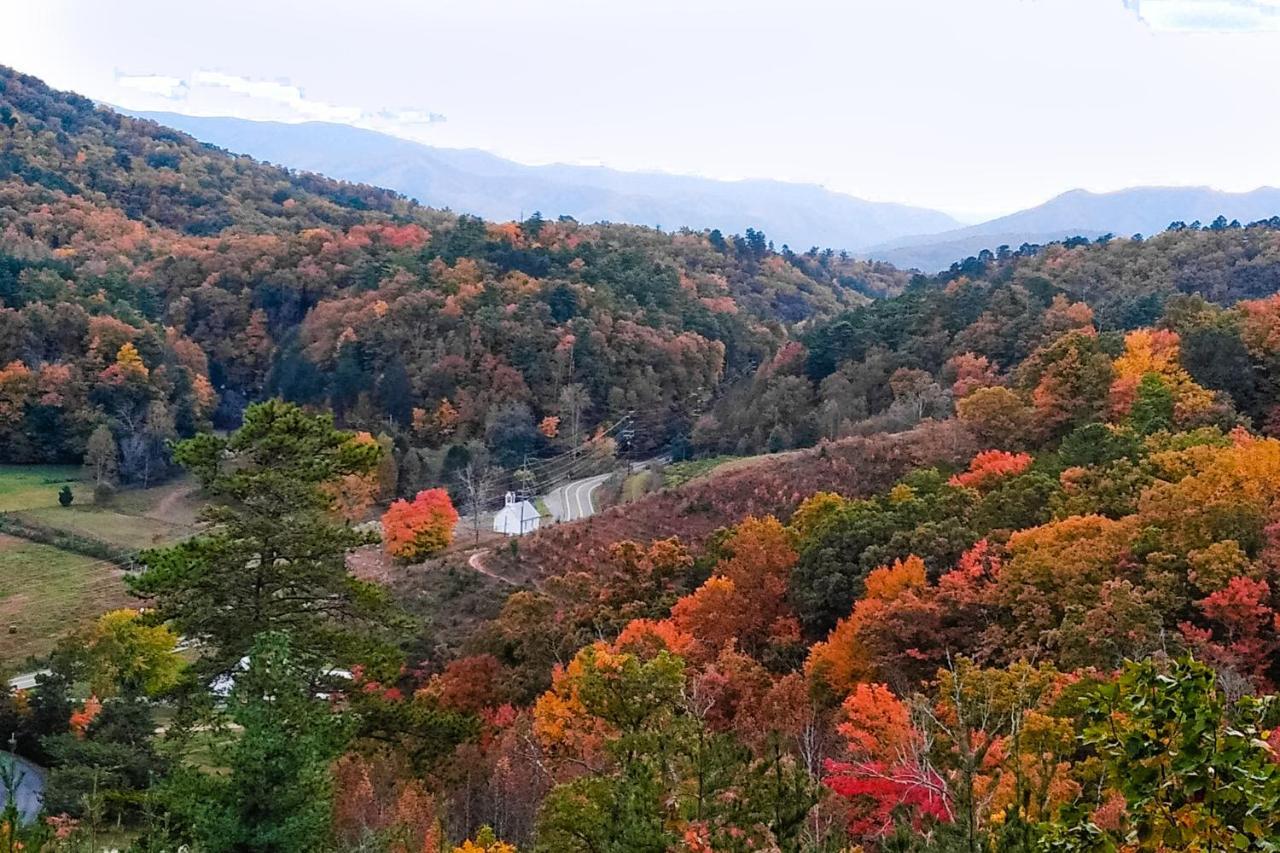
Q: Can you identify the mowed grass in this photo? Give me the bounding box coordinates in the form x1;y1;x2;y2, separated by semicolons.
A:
16;506;187;550
0;465;82;512
0;468;204;666
0;467;201;550
0;534;133;666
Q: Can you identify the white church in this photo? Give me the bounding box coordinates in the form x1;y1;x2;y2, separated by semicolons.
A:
493;491;541;536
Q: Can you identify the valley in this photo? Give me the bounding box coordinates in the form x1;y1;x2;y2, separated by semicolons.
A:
5;52;1280;853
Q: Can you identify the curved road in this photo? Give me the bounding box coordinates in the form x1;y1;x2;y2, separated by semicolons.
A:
547;473;611;522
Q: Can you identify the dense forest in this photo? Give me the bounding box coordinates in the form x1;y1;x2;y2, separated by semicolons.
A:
10;64;1280;853
698;223;1280;454
0;64;905;491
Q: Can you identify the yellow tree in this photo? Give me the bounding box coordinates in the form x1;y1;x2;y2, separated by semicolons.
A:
78;609;184;697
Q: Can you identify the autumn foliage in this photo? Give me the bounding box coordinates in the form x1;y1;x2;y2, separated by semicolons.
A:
382;488;459;561
948;449;1033;490
823;683;951;837
331;752;442;853
21;62;1280;853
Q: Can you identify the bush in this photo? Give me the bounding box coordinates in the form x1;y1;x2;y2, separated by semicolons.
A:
93;481;115;506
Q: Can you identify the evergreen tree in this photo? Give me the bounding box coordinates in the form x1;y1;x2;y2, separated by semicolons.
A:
330;341;366;423
170;633;351;853
131;400;401;676
42;696;167;826
376;358;413;427
1130;373;1175;435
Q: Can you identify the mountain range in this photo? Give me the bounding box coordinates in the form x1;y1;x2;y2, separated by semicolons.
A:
867;186;1280;270
131;110;1280;273
128;110;961;254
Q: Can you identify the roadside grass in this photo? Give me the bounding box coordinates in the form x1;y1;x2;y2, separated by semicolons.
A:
613;456;748;506
661;455;741;488
620;469;662;503
0;534;132;667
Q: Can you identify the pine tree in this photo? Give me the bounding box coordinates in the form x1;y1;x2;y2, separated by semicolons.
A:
131;400;401;676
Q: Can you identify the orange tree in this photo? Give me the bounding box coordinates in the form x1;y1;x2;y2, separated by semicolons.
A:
382;488;460;561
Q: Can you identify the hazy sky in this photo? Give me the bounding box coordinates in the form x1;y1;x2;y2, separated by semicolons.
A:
4;0;1280;218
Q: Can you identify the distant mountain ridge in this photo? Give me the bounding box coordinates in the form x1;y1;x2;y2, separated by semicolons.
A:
124;111;1280;274
868;186;1280;270
127;110;962;252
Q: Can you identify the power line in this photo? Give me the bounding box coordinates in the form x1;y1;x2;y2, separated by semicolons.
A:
521;413;636;474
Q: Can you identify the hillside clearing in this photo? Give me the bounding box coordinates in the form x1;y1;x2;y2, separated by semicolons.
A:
0;465;81;512
0;534;133;667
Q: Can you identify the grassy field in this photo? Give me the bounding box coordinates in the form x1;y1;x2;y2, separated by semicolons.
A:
0;467;200;549
0;534;133;666
14;506;188;550
0;468;204;668
0;465;82;512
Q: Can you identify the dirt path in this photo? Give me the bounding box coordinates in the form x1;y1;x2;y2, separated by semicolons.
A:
146;481;200;527
467;549;520;587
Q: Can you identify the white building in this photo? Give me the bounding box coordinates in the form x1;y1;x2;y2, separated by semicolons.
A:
493;491;541;536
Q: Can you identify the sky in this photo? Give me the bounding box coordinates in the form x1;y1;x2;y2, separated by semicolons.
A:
4;0;1280;219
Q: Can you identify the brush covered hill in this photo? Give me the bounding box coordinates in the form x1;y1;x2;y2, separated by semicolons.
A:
0;65;908;475
423;259;1280;849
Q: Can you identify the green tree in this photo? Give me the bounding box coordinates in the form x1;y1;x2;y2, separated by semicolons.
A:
131;400;398;676
330;341;366;423
173;633;352;853
1055;422;1143;470
376;358;413;427
1129;373;1174;435
42;695;167;829
790;470;977;635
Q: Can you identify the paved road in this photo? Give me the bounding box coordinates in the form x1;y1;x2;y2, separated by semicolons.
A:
546;473;612;522
7;670;49;691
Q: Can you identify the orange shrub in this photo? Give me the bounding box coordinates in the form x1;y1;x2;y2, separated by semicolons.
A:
382;488;459;562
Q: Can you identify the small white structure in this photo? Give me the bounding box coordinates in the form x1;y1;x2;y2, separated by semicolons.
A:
493;491;541;536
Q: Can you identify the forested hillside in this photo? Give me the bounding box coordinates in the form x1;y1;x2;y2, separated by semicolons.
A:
129;110;964;253
0;65;905;483
701;223;1280;454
